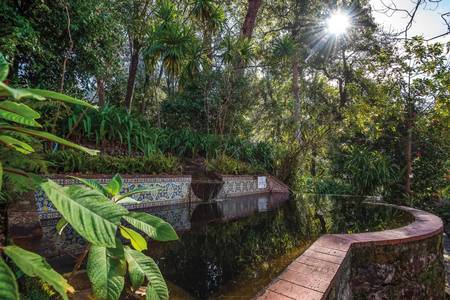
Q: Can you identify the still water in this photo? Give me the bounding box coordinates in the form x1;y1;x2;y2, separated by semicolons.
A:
144;194;413;299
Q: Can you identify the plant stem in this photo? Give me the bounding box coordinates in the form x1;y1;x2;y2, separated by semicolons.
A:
69;244;90;282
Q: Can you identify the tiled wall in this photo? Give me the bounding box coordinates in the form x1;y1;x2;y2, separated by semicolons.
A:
218;175;269;197
35;176;192;220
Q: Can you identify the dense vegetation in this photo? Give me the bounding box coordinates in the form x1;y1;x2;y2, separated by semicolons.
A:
0;0;448;298
2;0;448;204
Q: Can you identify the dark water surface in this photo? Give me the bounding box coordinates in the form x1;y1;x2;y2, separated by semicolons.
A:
145;194;413;299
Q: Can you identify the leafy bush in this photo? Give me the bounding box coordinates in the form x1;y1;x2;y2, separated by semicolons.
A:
332;145;398;195
295;175;353;195
46;150;181;175
54;104;275;170
205;153;266;175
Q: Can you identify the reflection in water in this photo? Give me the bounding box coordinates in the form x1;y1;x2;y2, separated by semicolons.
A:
146;194;414;299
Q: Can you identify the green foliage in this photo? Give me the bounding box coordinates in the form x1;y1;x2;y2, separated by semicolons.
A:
46;149;181;174
3;246;74;300
206;153;266;175
41;180;128;247
54;104;274;170
40;174;178;299
123;212;179;242
87;244;126;300
0;257;19;300
0;52;97;196
333;146;397;195
124;247;169;299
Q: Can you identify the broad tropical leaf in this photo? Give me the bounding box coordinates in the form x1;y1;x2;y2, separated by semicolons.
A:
0;125;99;155
124;247;169;300
87;244;126;300
69;176;108;196
146;285;160;300
0;100;40;119
123;212;178;242
26;89;98;109
120;226;148;252
0;109;41;127
0;82;45;100
41;180;128;247
0;257;19;300
4;246;74;300
0;53;8;81
105;174;123;196
0;135;34;154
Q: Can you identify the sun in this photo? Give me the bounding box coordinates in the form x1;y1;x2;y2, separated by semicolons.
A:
327;10;351;35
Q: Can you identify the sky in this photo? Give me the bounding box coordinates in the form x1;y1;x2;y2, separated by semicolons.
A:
370;0;450;43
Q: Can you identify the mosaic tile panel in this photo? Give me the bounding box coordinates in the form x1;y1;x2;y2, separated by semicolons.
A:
218;176;268;197
36;176;192;220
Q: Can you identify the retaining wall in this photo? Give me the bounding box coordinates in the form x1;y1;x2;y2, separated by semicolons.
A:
257;204;445;300
8;174;288;264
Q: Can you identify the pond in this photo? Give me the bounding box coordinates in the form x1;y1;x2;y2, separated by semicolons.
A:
145;194;414;299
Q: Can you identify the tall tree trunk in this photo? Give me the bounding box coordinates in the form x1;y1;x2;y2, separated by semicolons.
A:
60;4;73;93
124;42;140;111
292;51;301;142
241;0;263;39
96;77;105;107
311;147;317;177
203;29;213;61
404;99;414;195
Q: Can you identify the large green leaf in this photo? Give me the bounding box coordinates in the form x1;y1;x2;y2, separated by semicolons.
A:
0;257;19;300
0;135;34;154
124;247;169;300
105;174;123;196
0;109;41;127
0;82;45;100
69;176;108;196
120;226;147;252
146;285;160;300
4;246;74;300
87;244;126;300
123;212;178;242
41;180;128;247
0;53;8;81
26;89;98;109
0;100;40;119
0;125;99;155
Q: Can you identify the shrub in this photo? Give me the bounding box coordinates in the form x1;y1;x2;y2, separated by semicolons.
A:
205;153;266;175
54;104;275;170
46;150;181;175
332;145;398;195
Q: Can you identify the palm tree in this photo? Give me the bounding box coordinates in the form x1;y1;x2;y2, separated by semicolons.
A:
143;1;196;95
191;0;224;62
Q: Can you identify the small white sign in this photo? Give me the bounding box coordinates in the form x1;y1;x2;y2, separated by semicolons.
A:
257;176;267;189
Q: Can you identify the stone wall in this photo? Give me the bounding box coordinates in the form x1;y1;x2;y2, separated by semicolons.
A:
257;204;445;300
347;234;444;299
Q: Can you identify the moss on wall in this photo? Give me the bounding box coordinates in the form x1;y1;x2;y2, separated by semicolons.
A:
338;234;445;299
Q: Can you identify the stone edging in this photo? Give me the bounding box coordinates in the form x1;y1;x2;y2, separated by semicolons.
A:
256;203;444;300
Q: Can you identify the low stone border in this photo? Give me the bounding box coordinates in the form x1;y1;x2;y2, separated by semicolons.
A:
256;204;444;300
